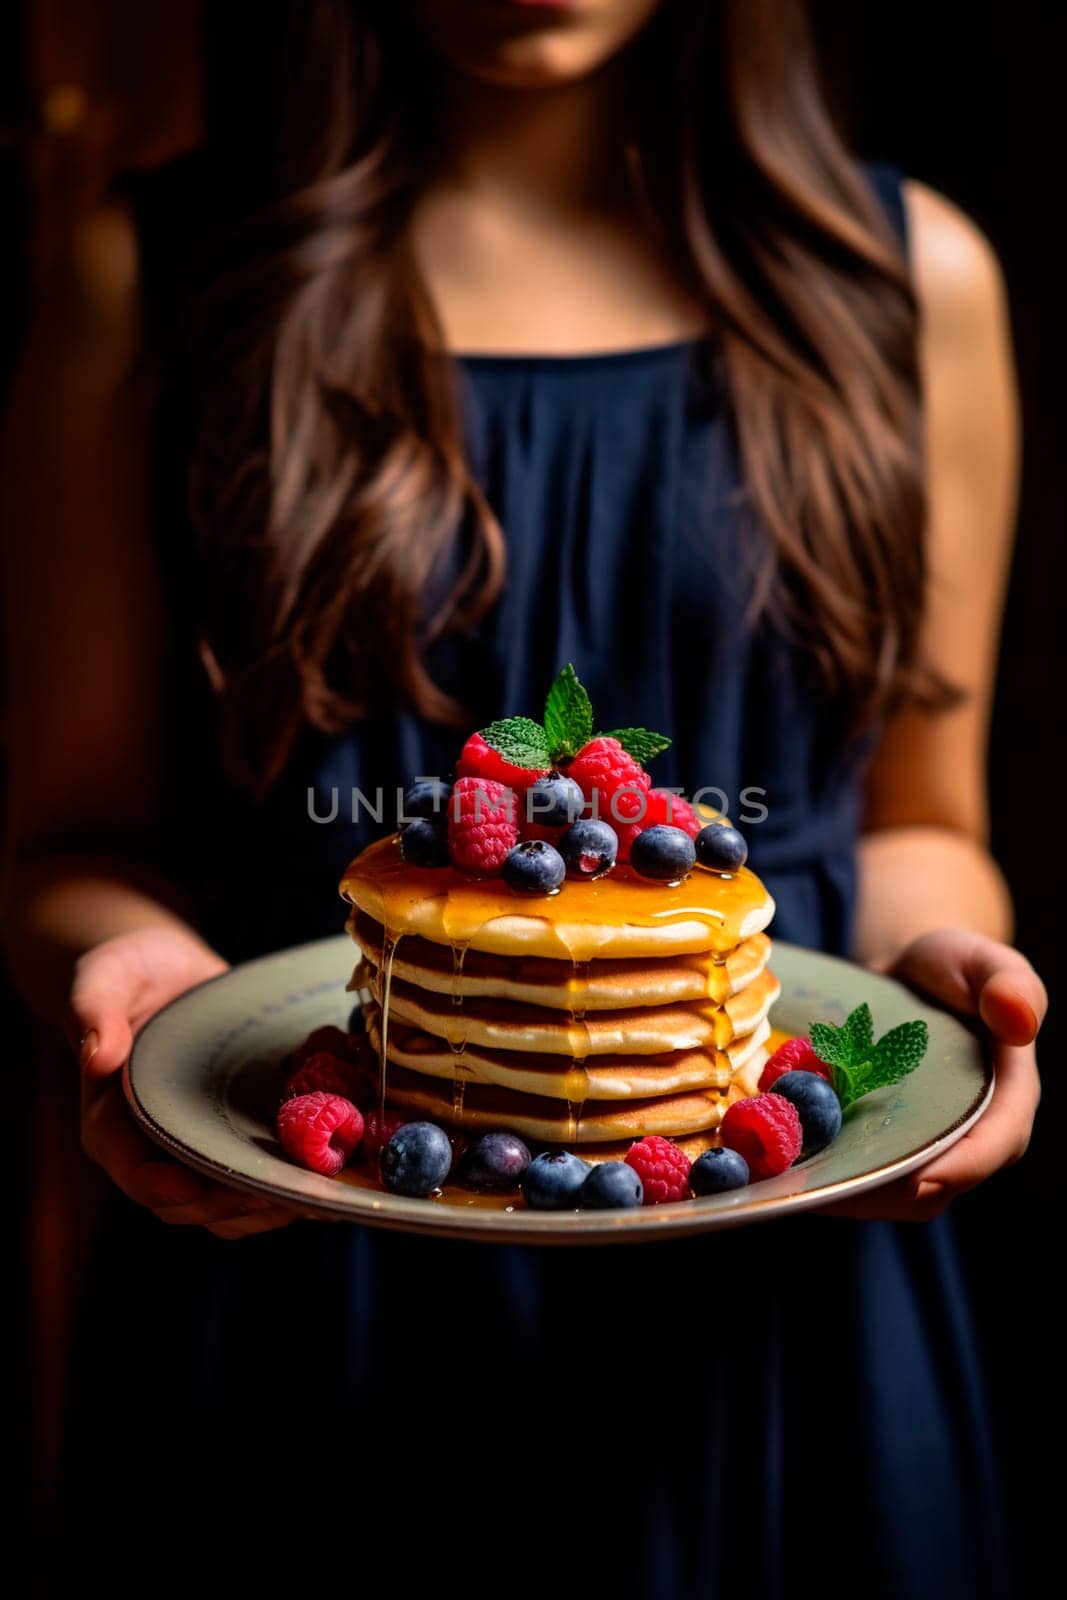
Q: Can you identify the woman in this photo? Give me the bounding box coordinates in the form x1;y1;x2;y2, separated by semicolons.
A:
3;2;1042;1595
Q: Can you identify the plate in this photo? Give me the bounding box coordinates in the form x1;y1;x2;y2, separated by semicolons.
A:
125;935;993;1244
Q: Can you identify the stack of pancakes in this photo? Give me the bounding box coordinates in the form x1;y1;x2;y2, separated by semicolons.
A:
341;836;777;1161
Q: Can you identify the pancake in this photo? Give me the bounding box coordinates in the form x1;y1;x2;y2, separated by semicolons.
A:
379;1058;768;1142
351;910;772;1008
569;1052;766;1162
369;968;781;1054
342;835;775;959
366;1011;771;1100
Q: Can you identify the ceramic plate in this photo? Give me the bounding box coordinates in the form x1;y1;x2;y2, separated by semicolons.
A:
125;936;992;1244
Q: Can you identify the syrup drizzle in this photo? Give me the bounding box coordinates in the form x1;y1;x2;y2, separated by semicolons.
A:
448;941;470;1125
342;834;774;1162
376;928;401;1174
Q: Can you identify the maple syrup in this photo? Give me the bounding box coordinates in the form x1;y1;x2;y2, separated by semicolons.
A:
341;833;781;1205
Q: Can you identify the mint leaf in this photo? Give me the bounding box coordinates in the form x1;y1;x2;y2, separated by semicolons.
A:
598;727;671;764
869;1020;929;1086
844;1002;873;1060
544;665;594;761
480;716;551;769
809;1003;928;1113
808;1019;854;1071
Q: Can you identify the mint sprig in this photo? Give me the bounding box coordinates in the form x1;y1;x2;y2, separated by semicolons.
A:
478;665;671;771
543;664;593;760
810;1002;929;1112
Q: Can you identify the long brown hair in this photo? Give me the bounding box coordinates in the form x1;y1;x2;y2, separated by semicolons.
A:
189;0;939;791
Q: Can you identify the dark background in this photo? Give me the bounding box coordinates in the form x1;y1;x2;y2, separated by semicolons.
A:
2;2;1062;1592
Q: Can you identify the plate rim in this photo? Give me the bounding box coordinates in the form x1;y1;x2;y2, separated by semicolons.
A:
125;936;995;1245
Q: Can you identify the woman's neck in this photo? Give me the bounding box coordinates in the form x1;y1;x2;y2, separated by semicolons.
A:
426;58;634;221
411;57;707;355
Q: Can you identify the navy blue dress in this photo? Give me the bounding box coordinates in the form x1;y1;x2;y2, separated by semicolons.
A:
62;165;1010;1598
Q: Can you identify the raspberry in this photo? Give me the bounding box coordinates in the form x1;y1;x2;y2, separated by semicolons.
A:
288;1025;357;1076
447;775;519;873
282;1051;374;1110
456;732;549;794
657;791;702;839
625;1135;693;1204
759;1037;834;1092
359;1108;408;1164
720;1093;802;1180
612;787;700;862
276;1092;364;1176
567;737;651;813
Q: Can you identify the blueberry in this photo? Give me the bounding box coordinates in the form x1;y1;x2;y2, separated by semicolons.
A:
502;839;567;895
691;1146;750;1194
522;1150;591;1211
559;818;618;877
400;817;451;867
580;1160;644;1210
769;1071;843;1155
346;1003;366;1035
381;1121;453;1196
629;825;697;881
525;773;586;828
457;1130;532;1191
695;824;748;872
401;779;452;823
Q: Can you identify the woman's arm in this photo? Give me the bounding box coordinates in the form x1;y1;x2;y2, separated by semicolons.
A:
1;200;292;1237
840;181;1043;1220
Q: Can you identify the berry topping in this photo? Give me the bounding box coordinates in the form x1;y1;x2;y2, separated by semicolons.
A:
400;817;451;867
567;737;651;817
629;824;697;882
501;839;567;895
759;1035;834;1091
610;790;703;862
580;1160;645;1210
456;731;549;794
558;818;618;877
447;775;519;874
624;1135;692;1204
457;1130;532;1190
719;1093;803;1181
650;790;702;838
695;823;748;872
289;1025;358;1075
522;1150;592;1210
769;1071;843;1155
359;1108;407;1165
381;1121;454;1196
401;779;452;823
282;1051;373;1110
276;1092;364;1177
524;773;586;829
690;1147;751;1194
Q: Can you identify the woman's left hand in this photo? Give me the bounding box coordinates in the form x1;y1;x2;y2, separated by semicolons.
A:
821;927;1044;1222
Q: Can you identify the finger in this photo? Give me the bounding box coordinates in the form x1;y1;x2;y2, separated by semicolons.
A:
153;1187;294;1228
978;968;1047;1047
819;1172;952;1223
206;1208;298;1240
69;954;135;1079
904;1042;1040;1190
82;1077;212;1209
821;1041;1040;1221
891;929;1047;1044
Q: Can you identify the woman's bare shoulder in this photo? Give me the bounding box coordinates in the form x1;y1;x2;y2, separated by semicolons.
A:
903;180;1011;346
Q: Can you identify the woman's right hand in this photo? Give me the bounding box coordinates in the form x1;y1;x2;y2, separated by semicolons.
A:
70;927;300;1239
